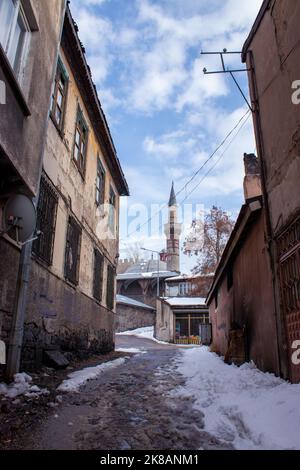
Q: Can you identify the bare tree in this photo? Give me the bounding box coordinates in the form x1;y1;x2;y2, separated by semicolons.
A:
124;241;144;263
184;206;235;275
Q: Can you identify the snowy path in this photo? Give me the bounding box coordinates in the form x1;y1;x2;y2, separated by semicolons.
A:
8;333;300;450
174;347;300;450
19;337;230;451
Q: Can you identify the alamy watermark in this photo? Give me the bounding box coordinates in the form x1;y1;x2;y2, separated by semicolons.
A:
291;340;300;366
291;80;300;104
0;80;6;105
0;340;6;365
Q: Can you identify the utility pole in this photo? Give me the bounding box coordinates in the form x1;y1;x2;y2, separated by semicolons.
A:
141;248;162;298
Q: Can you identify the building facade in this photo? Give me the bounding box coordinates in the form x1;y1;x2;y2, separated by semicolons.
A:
0;0;66;370
165;274;213;298
156;297;209;345
207;155;280;375
20;6;129;368
242;0;300;382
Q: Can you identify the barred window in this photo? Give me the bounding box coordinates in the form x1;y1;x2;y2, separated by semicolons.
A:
65;217;81;285
32;175;58;266
93;249;104;302
96;157;105;206
106;264;115;310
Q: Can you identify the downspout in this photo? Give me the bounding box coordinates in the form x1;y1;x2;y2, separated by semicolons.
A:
246;50;288;379
5;0;68;381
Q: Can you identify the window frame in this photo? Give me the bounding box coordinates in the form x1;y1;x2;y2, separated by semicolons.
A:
64;216;82;286
73;106;89;178
50;57;69;133
108;185;116;233
32;174;58;266
106;264;115;311
0;0;31;79
93;248;104;302
96;157;106;206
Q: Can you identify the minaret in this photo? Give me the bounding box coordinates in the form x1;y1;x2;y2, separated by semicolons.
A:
164;182;182;273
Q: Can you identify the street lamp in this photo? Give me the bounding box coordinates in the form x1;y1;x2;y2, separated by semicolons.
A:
141;248;161;298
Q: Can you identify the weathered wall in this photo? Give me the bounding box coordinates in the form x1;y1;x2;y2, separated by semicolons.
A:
23;42;120;365
0;0;65;196
246;0;300;234
155;300;174;343
23;261;114;369
115;304;155;333
209;279;234;357
43;47;120;272
209;212;279;374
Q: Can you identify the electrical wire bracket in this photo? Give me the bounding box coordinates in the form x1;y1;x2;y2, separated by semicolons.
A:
201;49;253;112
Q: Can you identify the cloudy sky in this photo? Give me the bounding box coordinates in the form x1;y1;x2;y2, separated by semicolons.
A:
70;0;263;273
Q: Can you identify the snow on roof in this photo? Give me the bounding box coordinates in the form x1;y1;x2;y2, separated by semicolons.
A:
165;273;215;282
116;295;154;310
117;271;178;281
163;297;207;307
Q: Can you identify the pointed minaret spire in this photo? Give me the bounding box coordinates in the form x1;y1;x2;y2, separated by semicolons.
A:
168;181;177;207
164;182;182;273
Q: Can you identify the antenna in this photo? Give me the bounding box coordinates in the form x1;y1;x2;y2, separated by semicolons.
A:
2;194;38;245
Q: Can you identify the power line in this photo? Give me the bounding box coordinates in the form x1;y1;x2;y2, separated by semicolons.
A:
180;112;252;204
122;108;251;240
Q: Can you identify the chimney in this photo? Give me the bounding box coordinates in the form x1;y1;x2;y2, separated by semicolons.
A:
243;153;262;202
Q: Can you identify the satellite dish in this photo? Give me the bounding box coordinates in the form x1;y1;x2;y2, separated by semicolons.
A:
3;194;36;244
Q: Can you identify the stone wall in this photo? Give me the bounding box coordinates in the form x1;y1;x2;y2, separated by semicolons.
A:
22;259;114;369
115;304;155;333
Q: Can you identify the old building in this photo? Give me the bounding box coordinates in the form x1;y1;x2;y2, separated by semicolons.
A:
155;274;212;344
242;0;300;382
206;154;280;375
20;5;129;368
0;0;66;369
156;297;209;345
117;259;177;309
164;274;213;298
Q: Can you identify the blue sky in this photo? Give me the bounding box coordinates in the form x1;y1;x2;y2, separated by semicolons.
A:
71;0;263;273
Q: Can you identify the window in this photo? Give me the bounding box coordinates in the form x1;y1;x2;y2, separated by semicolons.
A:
96;157;105;206
51;58;68;131
93;249;104;302
106;264;115;310
0;0;30;77
73;107;88;176
108;186;116;233
65;216;82;285
32;175;58;266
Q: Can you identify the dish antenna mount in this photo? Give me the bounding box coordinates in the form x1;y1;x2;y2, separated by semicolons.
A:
2;194;38;245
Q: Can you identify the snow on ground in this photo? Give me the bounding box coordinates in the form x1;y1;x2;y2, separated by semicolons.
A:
116;326;155;341
174;347;300;450
116;326;171;345
115;347;147;354
0;373;49;399
57;357;126;393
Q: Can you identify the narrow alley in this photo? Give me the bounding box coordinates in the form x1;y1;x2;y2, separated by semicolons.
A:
18;336;230;451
